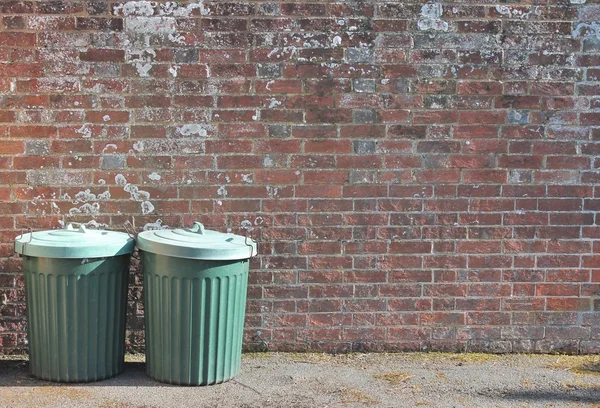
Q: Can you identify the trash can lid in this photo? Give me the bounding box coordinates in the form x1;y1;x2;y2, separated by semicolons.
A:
14;223;135;259
136;221;257;260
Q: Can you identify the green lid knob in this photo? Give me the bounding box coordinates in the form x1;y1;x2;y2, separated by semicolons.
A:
65;222;87;233
191;222;205;235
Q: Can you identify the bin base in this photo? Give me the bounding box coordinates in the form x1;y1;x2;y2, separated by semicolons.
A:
146;370;239;386
32;371;122;383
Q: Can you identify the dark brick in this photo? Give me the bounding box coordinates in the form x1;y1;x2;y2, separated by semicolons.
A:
257;63;282;78
268;124;291;138
353;109;379;124
101;155;126;169
354;141;376;155
174;49;199;64
345;47;373;63
257;3;280;16
354;79;376;93
508;110;529;125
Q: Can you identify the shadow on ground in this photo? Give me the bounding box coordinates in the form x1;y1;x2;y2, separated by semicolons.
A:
0;360;159;387
502;389;600;404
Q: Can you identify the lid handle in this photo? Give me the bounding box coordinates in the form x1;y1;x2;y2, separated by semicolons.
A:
190;222;205;235
65;222;87;233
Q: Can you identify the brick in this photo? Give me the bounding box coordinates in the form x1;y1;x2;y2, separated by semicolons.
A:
85;111;129;123
1;16;25;31
0;32;36;47
304;140;351;154
0;63;41;78
257;63;282;78
303;171;348;185
75;17;122;31
80;49;125;62
353;79;376;93
459;111;506;124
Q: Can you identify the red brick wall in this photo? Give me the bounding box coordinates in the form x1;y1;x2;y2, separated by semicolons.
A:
1;0;599;354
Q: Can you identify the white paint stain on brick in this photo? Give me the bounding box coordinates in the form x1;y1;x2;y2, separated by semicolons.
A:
134;62;153;77
495;5;541;19
143;219;169;231
263;155;274;168
103;115;111;122
168;33;186;45
76;123;92;138
573;22;600;38
133;141;145;152
140;201;155;214
266;185;279;197
101;144;118;153
116;174;155;215
177;124;208;136
118;1;209;83
217;185;228;197
84;220;109;229
69;202;100;216
66;187;111;217
148;172;161;181
125;183;150;201
417;3;449;32
509;170;526;184
125;16;177;33
98;191;111;200
73;189;97;203
267;98;282;109
240;220;253;231
168;65;179;77
159;1;209;17
113;1;155;16
115;174;127;186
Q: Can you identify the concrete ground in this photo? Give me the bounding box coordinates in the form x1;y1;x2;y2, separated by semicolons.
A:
1;353;600;407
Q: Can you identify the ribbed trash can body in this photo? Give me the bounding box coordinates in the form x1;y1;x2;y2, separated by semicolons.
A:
137;221;256;386
142;253;249;385
24;255;130;382
15;224;135;383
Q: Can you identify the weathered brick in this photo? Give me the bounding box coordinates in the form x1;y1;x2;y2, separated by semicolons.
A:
80;49;125;62
267;124;290;138
0;0;598;355
257;63;282;78
353;79;376;93
174;49;199;64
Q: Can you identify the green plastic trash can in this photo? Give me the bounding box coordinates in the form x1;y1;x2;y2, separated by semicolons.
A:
14;223;135;383
137;221;257;385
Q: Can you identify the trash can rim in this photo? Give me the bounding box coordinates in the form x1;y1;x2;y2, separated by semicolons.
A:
136;222;257;261
14;224;135;259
